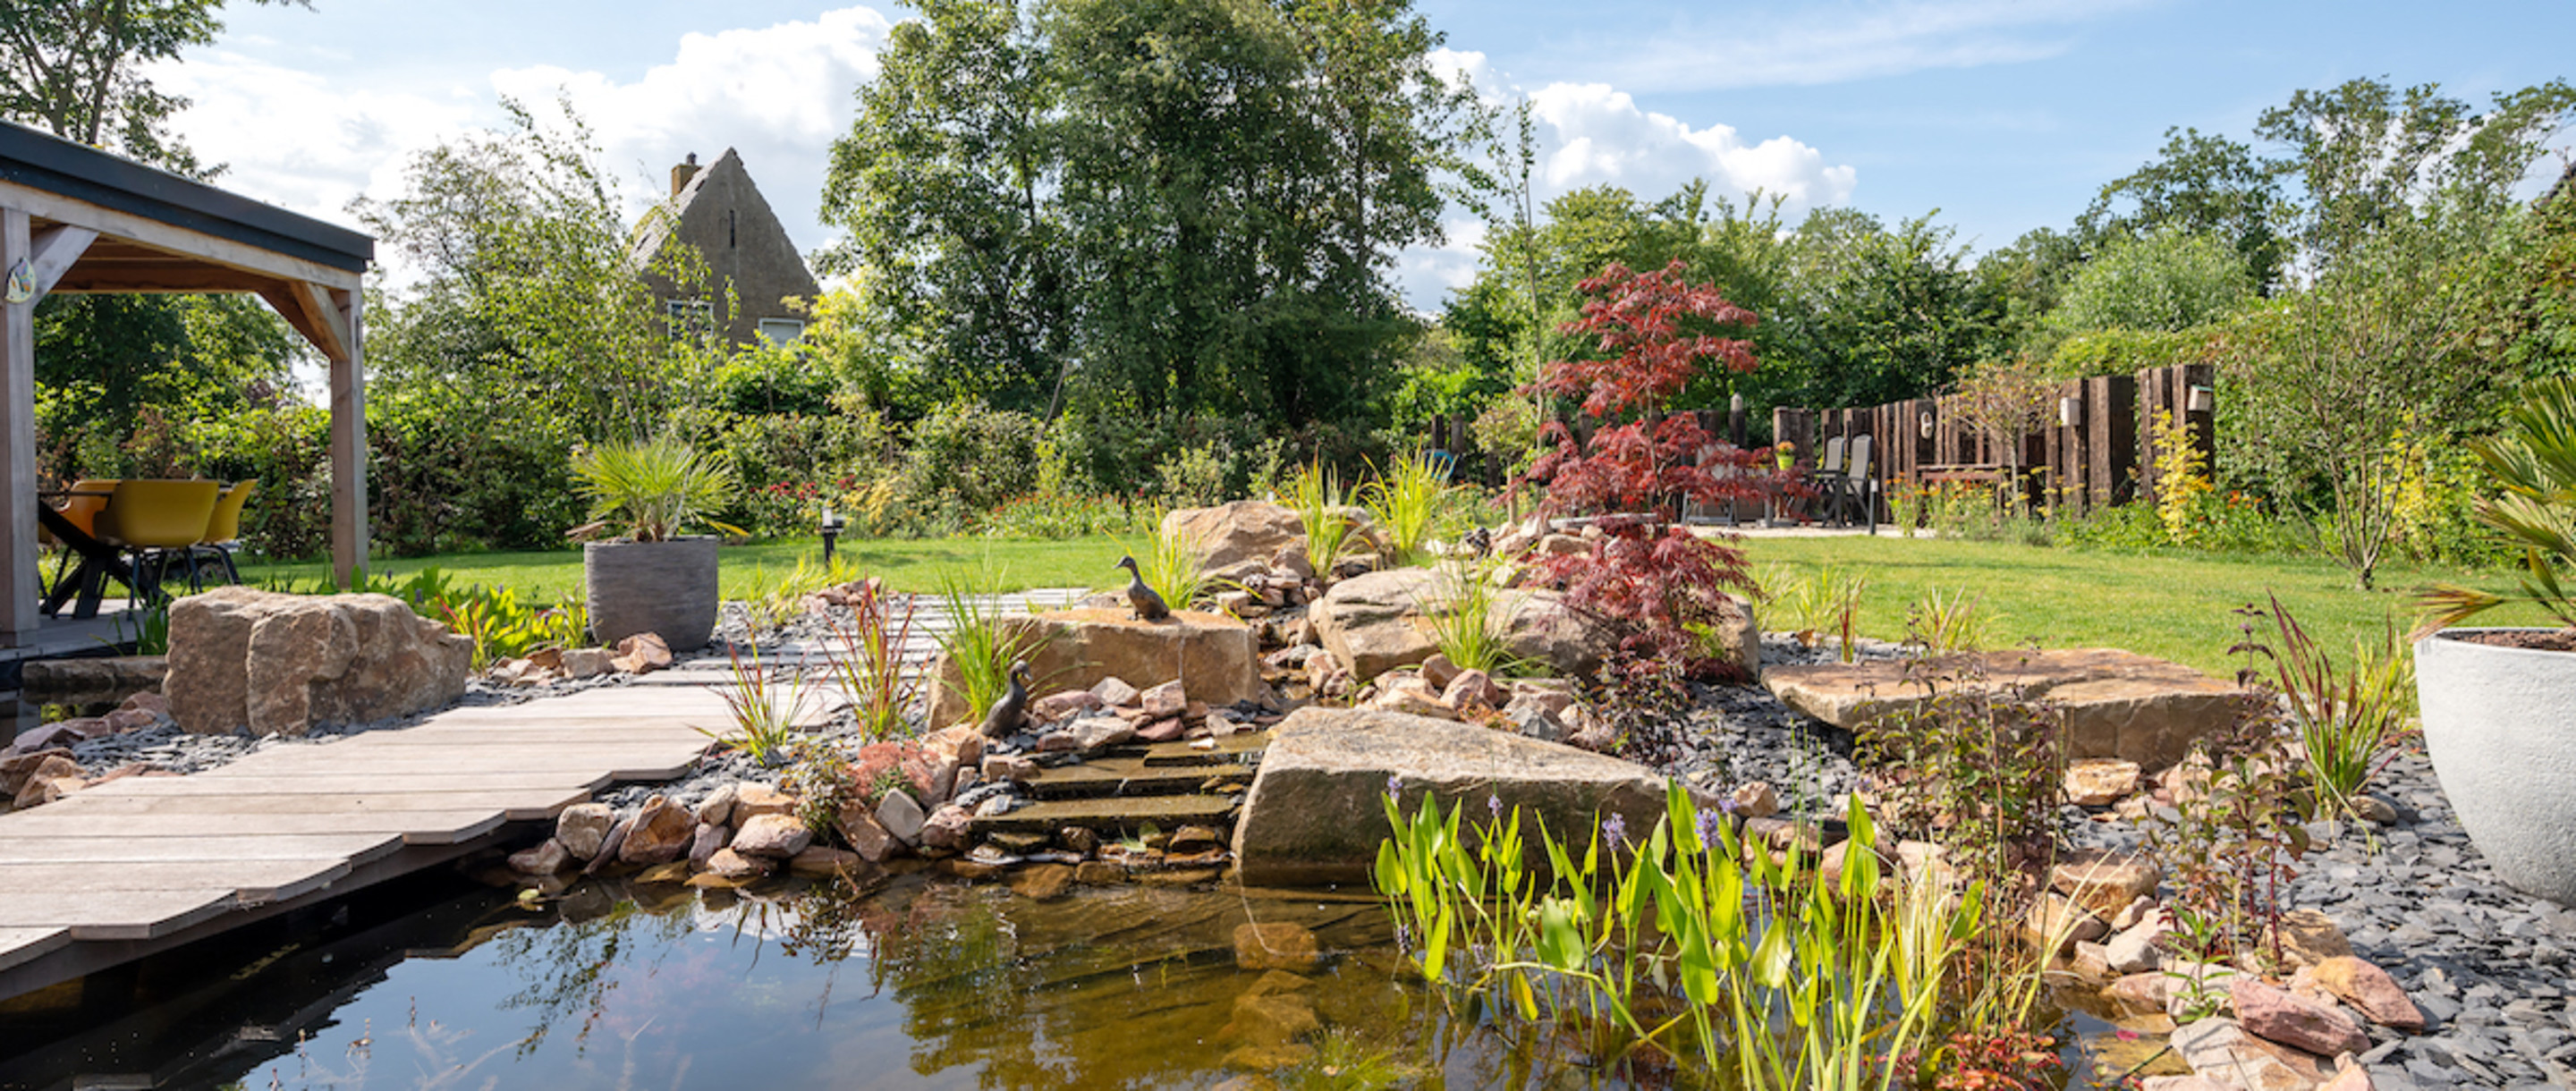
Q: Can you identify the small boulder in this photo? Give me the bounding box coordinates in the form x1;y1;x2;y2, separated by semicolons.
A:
731;782;798;821
508;838;571;875
1164;501;1305;571
559;647;614;679
2230;977;2368;1059
1420;653;1461;690
1140;680;1187;720
619;796;695;866
1233;922;1321;972
1090;676;1141;708
732;813;814;859
876;790;928;846
2051;849;2162;922
1031;689;1105;722
611;632;673;673
705;848;773;881
919;804;974;853
2309;955;2424;1032
1730;782;1782;819
692;782;738;826
2267;909;2352;968
2166;1018;2332;1091
836;803;899;862
2023;893;2106;955
1441;669;1506;711
690;823;730;867
2065;758;2142;806
556;803;614;860
1365;676;1457;720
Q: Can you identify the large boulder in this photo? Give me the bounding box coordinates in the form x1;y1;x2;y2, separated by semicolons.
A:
923;608;1259;731
1163;501;1305;571
1763;648;2249;769
1232;706;1671;886
1312;568;1631;682
166;587;473;736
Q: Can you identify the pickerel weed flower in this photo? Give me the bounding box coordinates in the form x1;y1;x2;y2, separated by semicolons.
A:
1601;812;1627;849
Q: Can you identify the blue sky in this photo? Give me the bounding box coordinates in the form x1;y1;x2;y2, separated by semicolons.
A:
170;0;2576;308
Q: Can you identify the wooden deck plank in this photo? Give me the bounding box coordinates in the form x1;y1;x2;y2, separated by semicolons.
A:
0;926;68;974
81;773;609;796
0;888;238;940
0;833;401;864
0;859;351;905
0;809;509;844
25;789;587;822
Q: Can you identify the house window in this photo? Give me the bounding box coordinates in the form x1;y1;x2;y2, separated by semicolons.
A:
665;299;714;339
757;317;806;343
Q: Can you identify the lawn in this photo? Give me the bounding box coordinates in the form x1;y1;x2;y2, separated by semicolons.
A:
240;533;1153;605
1738;533;2547;676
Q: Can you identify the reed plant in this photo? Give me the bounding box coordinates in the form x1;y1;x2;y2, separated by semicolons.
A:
1140;525;1213;612
1779;565;1869;662
931;568;1043;723
827;578;920;741
1417;562;1527;676
1364;445;1452;567
1374;783;1975;1085
1287;461;1356;571
2253;593;2413;822
1905;586;1987;652
702;642;814;765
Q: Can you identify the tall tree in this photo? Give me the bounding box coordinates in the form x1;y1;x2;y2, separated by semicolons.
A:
0;0;305;175
2082;126;2289;292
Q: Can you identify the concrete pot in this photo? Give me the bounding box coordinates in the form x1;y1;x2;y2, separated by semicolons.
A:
2414;629;2576;907
586;537;719;651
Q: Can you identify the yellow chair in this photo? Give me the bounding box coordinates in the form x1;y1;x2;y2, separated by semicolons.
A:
91;479;221;604
191;479;257;586
40;478;119;604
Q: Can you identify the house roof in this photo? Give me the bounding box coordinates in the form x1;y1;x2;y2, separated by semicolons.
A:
0;120;372;273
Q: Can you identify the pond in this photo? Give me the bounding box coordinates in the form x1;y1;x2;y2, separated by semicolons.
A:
0;865;1711;1091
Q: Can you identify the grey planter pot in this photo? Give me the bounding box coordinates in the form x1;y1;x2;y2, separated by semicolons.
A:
586;537;719;652
2414;629;2576;907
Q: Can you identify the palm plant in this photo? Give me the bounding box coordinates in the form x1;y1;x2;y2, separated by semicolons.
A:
570;433;743;542
2421;375;2576;632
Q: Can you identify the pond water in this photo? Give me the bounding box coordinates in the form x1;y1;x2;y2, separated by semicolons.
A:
0;866;1696;1091
0;866;2133;1090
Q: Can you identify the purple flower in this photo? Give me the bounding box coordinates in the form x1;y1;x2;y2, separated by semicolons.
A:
1602;812;1628;849
1385;774;1402;799
1694;806;1723;847
1487;793;1504;820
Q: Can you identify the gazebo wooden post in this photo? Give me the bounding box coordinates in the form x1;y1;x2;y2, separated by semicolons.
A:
328;292;367;588
1;207;35;643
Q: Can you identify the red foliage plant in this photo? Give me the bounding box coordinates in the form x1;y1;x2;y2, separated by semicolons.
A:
1521;260;1784;679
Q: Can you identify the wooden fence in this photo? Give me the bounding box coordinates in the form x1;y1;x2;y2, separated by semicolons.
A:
1773;363;2215;520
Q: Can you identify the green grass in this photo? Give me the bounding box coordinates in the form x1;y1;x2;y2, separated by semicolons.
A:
1740;536;2552;676
241;534;1151;606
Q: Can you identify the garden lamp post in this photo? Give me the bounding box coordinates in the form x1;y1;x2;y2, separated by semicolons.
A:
819;506;846;567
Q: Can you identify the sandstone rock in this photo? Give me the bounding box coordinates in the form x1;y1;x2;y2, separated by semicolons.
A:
732;813;813;859
1731;782;1782;819
732;782;798;821
1496;589;1622;681
1233;706;1670;885
1364;676;1457;720
508;838;571;875
15;770;81;808
2023;892;2107;955
984;755;1038;782
166;587;473;736
636;861;692;884
2231;977;2368;1059
2066;758;2143;806
1310;568;1443;681
925;609;1258;728
121;690;173;716
102;707;158;733
559;647;614;679
1090;676;1141;708
1075;860;1126;884
2168;1018;2332;1091
1537;533;1587;557
2268;909;2352;968
1233;922;1321;971
1505;701;1567;743
619;796;695;866
2310;955;2423;1032
2140;1078;2237;1091
2106;972;2170;1016
1420;653;1461;690
1013;863;1076;901
706;848;773;881
2071;941;2115;981
2052;849;2163;922
1765;648;2251;769
690;823;730;867
836;803;898;862
1442;669;1507;711
584;816;632;875
919;804;974;852
789;846;865;876
0;749;74;798
556;803;614;859
692;783;738;826
1140;679;1187;719
610;632;672;674
1031;688;1105;722
1165;501;1306;571
2318;1063;2374;1091
2106;915;2171;975
877;790;928;846
1068;715;1137;751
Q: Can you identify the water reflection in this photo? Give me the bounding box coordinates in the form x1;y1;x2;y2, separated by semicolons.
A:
0;864;1716;1091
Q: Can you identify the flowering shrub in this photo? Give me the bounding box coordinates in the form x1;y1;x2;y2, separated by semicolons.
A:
1521;260;1776;678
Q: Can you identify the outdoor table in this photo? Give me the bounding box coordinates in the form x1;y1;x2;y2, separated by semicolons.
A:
36;489;133;619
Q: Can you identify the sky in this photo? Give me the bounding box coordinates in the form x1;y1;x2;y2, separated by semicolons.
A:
157;0;2576;311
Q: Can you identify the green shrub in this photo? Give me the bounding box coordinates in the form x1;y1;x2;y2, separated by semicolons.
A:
1150;442;1229;508
902;402;1045;517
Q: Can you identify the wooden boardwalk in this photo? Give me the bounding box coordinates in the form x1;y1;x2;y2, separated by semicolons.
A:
0;588;1089;1001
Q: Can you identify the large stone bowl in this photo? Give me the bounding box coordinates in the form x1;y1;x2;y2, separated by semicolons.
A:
2415;630;2576;907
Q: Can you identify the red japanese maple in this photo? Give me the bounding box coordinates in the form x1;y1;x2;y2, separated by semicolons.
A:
1520;260;1782;679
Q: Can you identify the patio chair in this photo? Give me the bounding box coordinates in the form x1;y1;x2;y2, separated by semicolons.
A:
190;479;257;588
40;478;117;596
90;479;222;605
1806;436;1848;522
1835;435;1875;529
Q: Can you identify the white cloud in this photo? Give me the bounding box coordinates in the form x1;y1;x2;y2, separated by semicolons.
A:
150;7;893;276
1582;0;2163;92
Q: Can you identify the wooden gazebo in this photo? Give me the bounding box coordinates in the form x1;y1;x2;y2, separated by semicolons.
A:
0;121;371;648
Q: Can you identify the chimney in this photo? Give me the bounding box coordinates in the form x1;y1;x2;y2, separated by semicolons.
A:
670;152;700;198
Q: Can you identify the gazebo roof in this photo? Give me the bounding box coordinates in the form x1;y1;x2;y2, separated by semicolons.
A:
0;120;370;279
